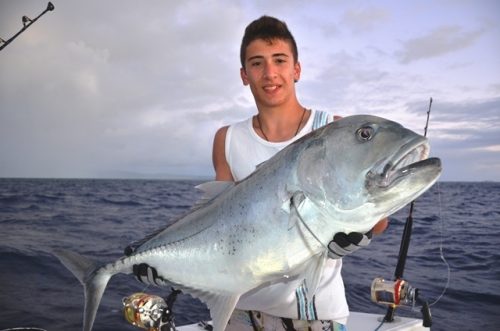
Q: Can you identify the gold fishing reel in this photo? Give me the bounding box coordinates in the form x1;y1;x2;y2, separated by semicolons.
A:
370;277;432;327
123;292;175;331
370;277;417;307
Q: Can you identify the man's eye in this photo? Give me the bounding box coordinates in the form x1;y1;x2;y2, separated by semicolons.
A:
250;61;261;67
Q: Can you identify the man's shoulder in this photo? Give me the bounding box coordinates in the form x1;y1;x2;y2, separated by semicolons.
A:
231;117;252;126
214;126;229;140
226;117;253;135
215;117;251;138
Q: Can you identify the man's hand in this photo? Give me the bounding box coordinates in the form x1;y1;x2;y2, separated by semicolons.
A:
327;231;372;259
133;263;165;286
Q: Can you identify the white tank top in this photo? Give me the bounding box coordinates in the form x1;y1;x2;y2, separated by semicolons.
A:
225;109;349;323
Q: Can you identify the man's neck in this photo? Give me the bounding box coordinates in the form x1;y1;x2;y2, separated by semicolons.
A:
254;101;309;142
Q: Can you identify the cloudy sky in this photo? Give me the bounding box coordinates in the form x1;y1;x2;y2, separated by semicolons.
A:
1;0;499;181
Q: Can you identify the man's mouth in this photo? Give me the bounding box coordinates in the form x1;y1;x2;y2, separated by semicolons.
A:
263;85;280;92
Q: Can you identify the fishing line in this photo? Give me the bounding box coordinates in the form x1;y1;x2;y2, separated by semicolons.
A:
415;98;451;308
429;181;451;307
140;283;152;293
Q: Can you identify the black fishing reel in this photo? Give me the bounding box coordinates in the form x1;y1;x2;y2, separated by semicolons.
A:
123;289;181;331
370;277;432;327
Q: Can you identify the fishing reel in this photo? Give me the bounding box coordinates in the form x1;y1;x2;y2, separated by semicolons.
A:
371;277;417;307
123;291;180;331
370;277;432;327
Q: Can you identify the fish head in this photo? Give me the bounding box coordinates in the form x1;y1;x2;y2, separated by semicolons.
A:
296;114;442;231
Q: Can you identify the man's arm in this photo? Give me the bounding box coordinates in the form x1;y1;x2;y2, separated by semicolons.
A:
373;218;389;235
212;126;234;181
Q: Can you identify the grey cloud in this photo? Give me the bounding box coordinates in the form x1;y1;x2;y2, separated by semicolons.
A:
341;6;390;33
305;51;389;106
397;25;484;64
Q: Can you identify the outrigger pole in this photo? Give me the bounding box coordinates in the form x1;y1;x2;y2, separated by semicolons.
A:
383;98;433;326
0;2;55;52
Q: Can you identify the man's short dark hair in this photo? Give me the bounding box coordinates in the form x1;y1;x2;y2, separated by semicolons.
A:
240;16;298;69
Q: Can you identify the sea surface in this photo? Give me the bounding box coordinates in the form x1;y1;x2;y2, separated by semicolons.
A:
0;179;498;331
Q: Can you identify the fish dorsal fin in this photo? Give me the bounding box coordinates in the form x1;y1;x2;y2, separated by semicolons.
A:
195;181;234;206
124;181;234;255
255;160;266;171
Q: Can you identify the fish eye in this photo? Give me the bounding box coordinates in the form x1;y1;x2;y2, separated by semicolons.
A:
356;126;374;141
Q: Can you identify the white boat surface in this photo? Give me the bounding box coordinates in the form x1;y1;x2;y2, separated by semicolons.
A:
177;311;429;330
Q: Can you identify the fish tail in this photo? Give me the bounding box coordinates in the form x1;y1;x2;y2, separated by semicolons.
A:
54;249;112;331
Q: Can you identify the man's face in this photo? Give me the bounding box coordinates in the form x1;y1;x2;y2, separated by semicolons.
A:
240;38;301;108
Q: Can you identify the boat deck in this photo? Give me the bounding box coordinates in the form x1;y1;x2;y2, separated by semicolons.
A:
177;311;430;330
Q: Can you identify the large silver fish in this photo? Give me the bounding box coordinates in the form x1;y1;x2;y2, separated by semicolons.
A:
55;115;441;331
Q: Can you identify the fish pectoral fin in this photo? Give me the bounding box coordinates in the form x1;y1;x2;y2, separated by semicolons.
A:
203;292;240;331
287;190;327;301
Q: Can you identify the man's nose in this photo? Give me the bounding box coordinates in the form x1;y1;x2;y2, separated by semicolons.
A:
263;61;277;79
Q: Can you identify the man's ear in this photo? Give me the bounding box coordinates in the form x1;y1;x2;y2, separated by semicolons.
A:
294;61;301;83
240;67;249;86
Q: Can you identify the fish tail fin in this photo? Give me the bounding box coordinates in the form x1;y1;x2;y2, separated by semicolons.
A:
54;249;112;331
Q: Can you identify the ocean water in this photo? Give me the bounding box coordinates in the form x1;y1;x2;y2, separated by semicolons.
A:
0;178;498;331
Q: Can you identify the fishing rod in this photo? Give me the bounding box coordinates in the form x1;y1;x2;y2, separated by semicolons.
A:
370;98;433;328
0;2;55;52
391;98;432;279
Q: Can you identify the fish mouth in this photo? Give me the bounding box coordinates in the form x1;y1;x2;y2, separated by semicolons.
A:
367;137;439;188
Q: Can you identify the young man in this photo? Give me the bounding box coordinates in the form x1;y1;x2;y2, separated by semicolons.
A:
133;15;387;331
212;16;387;331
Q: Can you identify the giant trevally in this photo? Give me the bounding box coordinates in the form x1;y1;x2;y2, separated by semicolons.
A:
54;115;442;331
